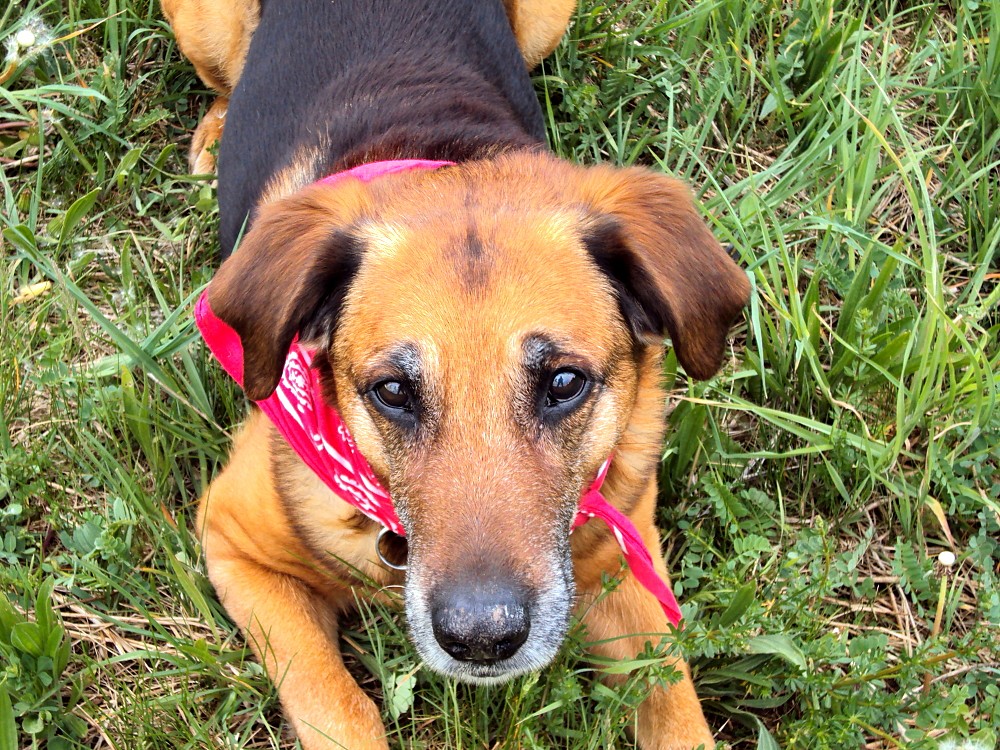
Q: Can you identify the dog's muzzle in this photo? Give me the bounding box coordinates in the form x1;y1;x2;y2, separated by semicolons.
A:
401;542;575;684
378;529;532;663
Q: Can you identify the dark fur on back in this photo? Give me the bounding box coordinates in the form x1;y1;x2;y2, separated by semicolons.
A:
218;0;547;257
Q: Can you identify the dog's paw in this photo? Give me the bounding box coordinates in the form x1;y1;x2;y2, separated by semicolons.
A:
189;96;227;174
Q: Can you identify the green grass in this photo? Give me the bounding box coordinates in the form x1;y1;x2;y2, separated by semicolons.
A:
2;0;998;748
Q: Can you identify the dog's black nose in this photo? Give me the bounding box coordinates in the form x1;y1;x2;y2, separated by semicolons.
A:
430;582;531;663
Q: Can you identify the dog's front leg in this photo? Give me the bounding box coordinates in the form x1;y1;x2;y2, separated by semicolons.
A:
207;546;388;750
576;489;714;750
198;417;388;750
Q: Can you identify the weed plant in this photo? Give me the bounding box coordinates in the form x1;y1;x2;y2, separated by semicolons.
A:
1;0;997;748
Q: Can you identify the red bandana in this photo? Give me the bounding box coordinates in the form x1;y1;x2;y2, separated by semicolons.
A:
195;160;683;627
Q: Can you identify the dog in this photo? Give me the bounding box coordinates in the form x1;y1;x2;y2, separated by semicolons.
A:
163;1;751;748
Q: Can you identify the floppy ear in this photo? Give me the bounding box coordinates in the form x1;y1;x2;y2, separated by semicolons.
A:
577;166;751;380
207;183;371;400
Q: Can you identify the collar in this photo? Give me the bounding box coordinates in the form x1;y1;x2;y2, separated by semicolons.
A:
195;159;683;627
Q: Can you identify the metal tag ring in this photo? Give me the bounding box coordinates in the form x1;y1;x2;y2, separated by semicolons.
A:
376;526;408;571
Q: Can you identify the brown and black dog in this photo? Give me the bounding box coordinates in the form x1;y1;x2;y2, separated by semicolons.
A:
163;0;750;748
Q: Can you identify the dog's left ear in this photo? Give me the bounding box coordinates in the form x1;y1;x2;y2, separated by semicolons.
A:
576;166;751;379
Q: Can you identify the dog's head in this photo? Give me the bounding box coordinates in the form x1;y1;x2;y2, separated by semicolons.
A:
207;153;750;683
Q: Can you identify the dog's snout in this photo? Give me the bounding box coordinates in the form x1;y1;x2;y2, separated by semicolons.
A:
430;581;531;663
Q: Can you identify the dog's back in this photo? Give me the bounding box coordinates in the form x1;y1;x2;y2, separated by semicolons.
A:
218;0;547;256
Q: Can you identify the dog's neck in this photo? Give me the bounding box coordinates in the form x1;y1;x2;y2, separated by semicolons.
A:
319;58;547;176
218;0;547;257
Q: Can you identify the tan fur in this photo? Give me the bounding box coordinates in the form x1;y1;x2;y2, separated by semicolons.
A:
162;0;258;94
194;153;748;749
166;0;574;172
503;0;578;67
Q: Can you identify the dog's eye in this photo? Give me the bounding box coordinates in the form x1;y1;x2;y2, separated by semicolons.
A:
546;369;587;406
373;380;412;410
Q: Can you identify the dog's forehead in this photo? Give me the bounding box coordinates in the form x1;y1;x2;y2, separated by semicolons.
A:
338;198;623;367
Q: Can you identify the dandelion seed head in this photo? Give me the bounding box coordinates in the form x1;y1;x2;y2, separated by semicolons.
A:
3;14;54;64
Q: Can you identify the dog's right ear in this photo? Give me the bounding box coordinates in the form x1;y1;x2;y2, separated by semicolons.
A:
207;183;372;401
